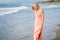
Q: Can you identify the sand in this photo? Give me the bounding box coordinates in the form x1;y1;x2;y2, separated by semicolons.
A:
53;24;60;40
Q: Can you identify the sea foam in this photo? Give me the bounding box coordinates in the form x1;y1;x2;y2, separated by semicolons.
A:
0;6;29;16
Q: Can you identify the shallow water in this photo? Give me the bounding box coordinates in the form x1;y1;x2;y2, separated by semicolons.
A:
43;8;60;40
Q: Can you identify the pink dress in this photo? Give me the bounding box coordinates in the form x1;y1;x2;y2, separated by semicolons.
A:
34;10;43;40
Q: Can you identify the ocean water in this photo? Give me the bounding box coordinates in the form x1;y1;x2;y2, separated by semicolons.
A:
0;1;60;40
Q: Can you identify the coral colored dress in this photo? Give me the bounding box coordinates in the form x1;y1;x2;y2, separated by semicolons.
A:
34;10;43;40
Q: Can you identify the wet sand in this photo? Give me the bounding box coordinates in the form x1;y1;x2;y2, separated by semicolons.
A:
53;24;60;40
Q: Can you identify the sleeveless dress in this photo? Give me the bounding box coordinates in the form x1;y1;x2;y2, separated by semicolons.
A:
34;10;43;40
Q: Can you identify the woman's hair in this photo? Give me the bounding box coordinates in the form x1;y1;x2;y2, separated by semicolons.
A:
32;2;40;10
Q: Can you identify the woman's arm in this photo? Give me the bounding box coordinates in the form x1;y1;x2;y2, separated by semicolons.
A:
42;10;44;23
41;10;44;27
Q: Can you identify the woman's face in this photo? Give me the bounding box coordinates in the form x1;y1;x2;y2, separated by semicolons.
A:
33;4;38;10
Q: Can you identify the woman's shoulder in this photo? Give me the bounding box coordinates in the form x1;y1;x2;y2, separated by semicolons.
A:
39;9;43;12
38;9;44;14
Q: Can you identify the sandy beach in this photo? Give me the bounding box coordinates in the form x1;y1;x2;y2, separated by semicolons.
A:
53;24;60;40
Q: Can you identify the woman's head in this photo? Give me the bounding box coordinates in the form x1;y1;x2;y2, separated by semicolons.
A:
32;3;40;11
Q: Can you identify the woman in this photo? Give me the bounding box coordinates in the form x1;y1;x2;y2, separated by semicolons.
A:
32;3;44;40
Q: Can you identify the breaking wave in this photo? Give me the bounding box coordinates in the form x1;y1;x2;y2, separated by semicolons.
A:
0;6;29;16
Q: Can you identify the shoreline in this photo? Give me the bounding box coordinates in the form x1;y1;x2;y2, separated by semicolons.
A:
53;24;60;40
38;1;60;4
